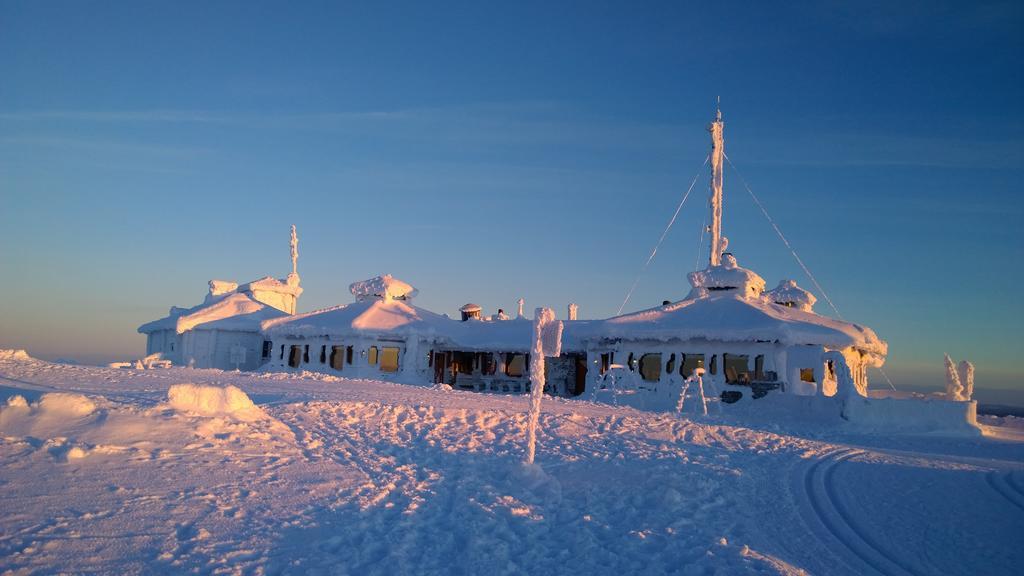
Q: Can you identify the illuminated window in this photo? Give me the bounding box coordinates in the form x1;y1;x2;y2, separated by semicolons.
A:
368;346;378;365
724;354;750;384
380;347;400;372
681;354;705;378
600;353;611;375
800;368;815;383
506;353;526;377
639;353;662;382
330;346;344;370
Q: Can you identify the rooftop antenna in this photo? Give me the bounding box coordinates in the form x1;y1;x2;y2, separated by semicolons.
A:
707;99;725;266
289;224;299;276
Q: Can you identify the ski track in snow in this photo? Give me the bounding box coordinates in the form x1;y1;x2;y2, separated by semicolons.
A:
794;448;920;576
986;470;1024;512
0;354;1022;575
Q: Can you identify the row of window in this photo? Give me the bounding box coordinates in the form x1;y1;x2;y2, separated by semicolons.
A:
278;343;401;373
601;351;776;384
431;351;528;378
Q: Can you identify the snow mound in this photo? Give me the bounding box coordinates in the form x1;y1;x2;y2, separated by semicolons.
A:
6;395;29;408
37;393;97;417
350;274;418;301
166;384;266;421
0;349;33;361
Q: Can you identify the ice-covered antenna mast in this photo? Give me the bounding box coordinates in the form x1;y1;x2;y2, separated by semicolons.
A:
707;102;725;266
289;225;299;276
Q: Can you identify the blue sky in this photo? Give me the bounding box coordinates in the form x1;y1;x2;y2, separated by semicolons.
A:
1;1;1022;399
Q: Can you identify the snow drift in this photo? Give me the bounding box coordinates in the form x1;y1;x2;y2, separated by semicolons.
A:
166;384;267;421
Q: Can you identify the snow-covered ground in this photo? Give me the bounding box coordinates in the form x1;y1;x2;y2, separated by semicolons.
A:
1;350;1021;575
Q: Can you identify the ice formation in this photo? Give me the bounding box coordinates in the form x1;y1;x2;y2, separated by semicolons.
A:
944;354;964;400
349;274;418;302
686;253;767;299
525;308;562;465
765;279;817;312
958;360;975;402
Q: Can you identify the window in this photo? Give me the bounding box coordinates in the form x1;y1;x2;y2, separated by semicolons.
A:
303;345;310;364
262;341;272;359
755;355;765;380
665;353;676;375
453;351;475;374
639;353;662;382
320;345;326;364
627;352;635;371
346;346;354;365
681;354;705;378
506;353;526;377
481;353;496;375
723;354;750;384
288;345;302;368
709;354;718;375
368;346;378;365
380;347;400;372
170;342;175;352
600;353;612;375
280;344;285;360
801;368;816;382
330;346;344;370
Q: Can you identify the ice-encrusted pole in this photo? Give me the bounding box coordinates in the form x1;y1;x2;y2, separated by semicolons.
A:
289;224;299;276
944;353;963;401
525;307;562;465
708;103;725;266
958;360;975;402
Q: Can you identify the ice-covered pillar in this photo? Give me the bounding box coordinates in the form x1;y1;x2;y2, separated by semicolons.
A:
525;307;562;465
944;354;963;401
708;106;725;266
517;298;525;319
289;225;299;276
567;303;578;321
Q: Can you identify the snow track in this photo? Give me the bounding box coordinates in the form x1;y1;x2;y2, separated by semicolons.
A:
794;448;922;576
986;470;1024;511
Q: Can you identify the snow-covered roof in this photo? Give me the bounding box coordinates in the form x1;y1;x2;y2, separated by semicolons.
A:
240;275;302;297
459;303;482;313
350;275;418;302
262;298;447;339
139;292;289;335
765;279;817;312
588;292;886;355
262;298;588;352
686;254;766;299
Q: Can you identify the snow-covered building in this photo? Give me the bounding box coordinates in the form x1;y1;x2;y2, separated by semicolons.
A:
129;108;920;418
138;226;303;370
261;275;592;396
257;109;890;410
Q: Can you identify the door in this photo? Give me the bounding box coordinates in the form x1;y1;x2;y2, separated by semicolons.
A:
433;352;447;384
